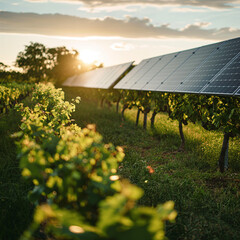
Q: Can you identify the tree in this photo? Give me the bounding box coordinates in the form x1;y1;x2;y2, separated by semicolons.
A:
48;47;82;85
15;42;50;82
0;62;8;72
15;42;103;84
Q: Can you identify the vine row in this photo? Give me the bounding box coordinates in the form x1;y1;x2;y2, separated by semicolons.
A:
14;83;176;240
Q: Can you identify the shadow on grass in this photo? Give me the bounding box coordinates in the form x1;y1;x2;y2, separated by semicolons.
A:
0;106;34;240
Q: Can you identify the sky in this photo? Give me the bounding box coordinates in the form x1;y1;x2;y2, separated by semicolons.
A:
0;0;240;67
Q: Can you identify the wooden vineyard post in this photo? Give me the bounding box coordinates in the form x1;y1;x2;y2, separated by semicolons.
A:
219;132;230;173
116;100;119;113
143;108;150;129
121;105;127;121
179;121;185;151
136;108;141;126
100;97;105;108
151;110;157;128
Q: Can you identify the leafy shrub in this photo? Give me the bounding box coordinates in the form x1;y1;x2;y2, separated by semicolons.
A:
0;82;33;113
14;83;176;240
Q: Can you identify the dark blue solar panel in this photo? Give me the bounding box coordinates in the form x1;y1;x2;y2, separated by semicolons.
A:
157;42;221;92
100;65;123;88
151;48;199;92
235;87;240;96
128;57;160;90
64;62;133;89
114;59;148;89
133;53;175;90
201;53;240;95
102;62;133;89
155;48;199;92
176;37;240;93
141;52;183;91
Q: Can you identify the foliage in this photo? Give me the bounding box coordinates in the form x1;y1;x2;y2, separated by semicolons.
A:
48;47;83;86
167;94;201;126
15;42;50;81
15;83;176;239
14;42;103;84
62;88;240;240
0;82;33;113
198;95;240;135
0;102;34;240
151;92;169;114
0;62;8;71
15;42;82;83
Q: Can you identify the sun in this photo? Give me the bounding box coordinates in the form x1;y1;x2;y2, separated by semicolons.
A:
79;49;100;64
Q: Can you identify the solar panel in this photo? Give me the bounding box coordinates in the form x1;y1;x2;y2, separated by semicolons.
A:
63;75;77;87
114;59;149;89
134;53;175;90
63;62;133;89
176;37;240;93
102;62;133;89
157;42;221;92
235;87;240;96
126;57;160;90
89;66;116;89
88;68;108;88
145;49;198;91
100;65;123;88
71;72;90;88
153;48;199;92
201;53;240;95
114;37;240;96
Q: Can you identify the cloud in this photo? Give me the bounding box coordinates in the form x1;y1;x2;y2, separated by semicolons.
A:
78;5;138;13
111;42;135;51
26;0;48;2
25;0;240;9
0;11;240;41
170;7;207;12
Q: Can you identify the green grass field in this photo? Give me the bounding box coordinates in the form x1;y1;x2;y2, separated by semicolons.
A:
64;87;240;240
1;88;240;240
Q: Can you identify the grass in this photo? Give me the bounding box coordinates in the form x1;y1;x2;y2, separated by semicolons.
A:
0;100;33;240
64;87;240;240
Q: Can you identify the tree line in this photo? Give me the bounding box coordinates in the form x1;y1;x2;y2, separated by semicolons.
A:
0;42;102;85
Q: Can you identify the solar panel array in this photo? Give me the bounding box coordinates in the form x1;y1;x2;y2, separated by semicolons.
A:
63;62;133;89
114;37;240;96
